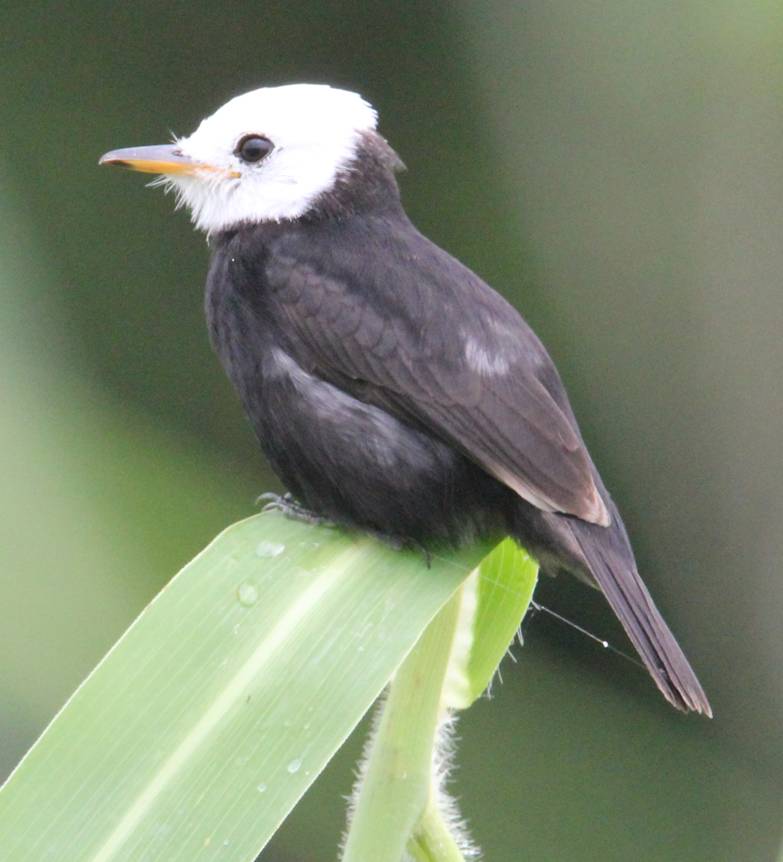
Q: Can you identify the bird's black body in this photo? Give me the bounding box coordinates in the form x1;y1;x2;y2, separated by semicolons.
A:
204;134;710;715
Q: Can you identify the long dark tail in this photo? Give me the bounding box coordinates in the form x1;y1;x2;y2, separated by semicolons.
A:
566;517;712;715
511;501;712;716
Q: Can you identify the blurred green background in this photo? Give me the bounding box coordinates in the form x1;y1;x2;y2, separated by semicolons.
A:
2;2;781;860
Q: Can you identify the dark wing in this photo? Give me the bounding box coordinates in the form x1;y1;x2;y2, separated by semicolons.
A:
265;220;609;526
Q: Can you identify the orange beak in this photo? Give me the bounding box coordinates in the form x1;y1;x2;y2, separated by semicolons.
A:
98;145;239;178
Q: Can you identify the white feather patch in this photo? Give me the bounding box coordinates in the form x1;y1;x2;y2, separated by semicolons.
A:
464;336;511;376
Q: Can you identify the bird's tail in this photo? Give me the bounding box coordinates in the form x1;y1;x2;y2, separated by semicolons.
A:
563;514;712;716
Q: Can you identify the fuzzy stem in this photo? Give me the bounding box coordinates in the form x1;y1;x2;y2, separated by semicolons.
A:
407;798;466;862
341;587;467;862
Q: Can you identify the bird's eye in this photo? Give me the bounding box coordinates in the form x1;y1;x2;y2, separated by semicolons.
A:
235;134;274;164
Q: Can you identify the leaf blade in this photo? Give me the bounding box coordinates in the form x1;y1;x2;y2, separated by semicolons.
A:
445;538;538;710
0;513;490;861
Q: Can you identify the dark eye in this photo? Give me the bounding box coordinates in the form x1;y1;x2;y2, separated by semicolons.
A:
235;134;274;164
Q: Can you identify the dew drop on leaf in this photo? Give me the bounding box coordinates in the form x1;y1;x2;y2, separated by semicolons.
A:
286;758;302;774
256;541;285;558
237;583;259;607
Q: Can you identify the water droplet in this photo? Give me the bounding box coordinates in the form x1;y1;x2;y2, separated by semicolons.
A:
223;838;230;846
237;582;259;607
601;640;609;649
233;623;241;635
257;782;267;793
287;758;302;774
256;541;285;558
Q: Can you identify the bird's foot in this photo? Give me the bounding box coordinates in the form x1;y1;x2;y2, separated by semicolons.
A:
362;529;432;568
256;492;335;528
405;537;433;569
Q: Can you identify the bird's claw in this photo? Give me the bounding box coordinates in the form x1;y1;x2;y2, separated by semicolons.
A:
256;492;335;528
255;491;292;508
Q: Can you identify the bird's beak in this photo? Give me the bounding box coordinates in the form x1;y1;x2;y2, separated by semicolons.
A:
98;145;239;178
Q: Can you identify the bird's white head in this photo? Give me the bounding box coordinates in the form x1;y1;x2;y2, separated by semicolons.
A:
100;84;379;234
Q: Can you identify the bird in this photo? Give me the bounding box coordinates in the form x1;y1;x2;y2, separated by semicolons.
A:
100;83;711;716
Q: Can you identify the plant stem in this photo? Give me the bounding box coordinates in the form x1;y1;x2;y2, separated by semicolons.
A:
407;799;466;862
341;587;466;862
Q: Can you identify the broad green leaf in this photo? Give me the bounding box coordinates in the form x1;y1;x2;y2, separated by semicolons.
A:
0;512;491;862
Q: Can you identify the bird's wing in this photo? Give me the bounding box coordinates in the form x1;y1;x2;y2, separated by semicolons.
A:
265;223;610;526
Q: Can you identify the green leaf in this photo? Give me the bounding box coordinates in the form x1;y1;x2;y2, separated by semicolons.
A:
445;538;538;710
0;513;491;862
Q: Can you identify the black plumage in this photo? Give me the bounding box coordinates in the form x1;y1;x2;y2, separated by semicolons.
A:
204;132;711;716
